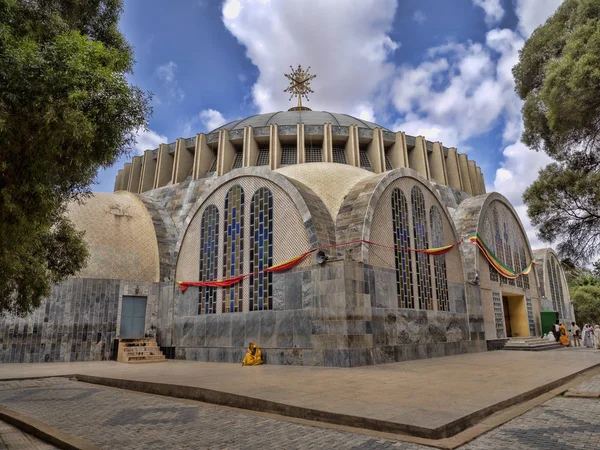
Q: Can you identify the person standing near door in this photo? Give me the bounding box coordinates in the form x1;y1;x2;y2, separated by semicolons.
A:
571;322;581;347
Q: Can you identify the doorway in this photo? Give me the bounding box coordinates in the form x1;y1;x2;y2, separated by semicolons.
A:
502;294;529;338
120;296;147;339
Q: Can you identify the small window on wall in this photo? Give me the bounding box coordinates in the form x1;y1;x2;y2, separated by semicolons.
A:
305;146;322;163
385;153;393;171
208;156;218;173
256;148;270;166
392;188;414;308
359;149;372;171
223;185;244;313
332;147;347;164
249;188;273;311
199;205;219;315
280;147;297;165
232;151;243;169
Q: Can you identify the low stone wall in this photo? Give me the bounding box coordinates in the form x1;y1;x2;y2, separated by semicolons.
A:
0;278;120;363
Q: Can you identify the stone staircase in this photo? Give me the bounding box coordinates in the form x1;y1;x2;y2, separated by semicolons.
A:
117;338;166;363
503;336;562;351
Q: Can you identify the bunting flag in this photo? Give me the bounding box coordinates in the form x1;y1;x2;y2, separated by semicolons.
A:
469;234;535;279
178;238;462;293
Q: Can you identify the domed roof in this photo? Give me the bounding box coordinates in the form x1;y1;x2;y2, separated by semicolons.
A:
275;163;374;220
212;111;389;133
66;191;160;282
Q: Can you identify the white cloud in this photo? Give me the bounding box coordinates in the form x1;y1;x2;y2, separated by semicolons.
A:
515;0;563;38
412;10;426;25
155;61;184;102
472;0;504;27
129;127;167;155
221;0;399;121
182;109;228;136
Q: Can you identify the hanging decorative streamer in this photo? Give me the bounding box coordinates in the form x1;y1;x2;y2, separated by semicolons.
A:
469;234;535;279
177;239;461;293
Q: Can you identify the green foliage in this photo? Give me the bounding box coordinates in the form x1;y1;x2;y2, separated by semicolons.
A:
515;0;600;264
572;285;600;325
0;0;150;314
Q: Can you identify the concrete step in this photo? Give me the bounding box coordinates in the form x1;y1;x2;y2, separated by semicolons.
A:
126;354;165;361
123;346;161;353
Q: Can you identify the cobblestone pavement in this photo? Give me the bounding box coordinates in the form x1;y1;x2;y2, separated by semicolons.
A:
567;372;600;393
0;419;57;450
0;376;598;449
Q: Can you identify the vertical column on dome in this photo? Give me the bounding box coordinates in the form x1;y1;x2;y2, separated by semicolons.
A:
344;125;359;166
458;153;473;195
192;134;214;179
172;138;194;183
468;160;479;195
243;126;258;167
387;131;409;169
127;156;142;193
153;143;174;189
367;128;385;173
445;147;463;191
408;136;431;179
429;142;449;185
322;123;333;162
139;149;157;192
121;163;132;192
296;123;305;164
114;169;124;191
216;129;236;176
269;124;281;170
477;167;486;193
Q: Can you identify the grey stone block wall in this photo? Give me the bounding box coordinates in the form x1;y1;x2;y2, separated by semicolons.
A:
0;278;120;363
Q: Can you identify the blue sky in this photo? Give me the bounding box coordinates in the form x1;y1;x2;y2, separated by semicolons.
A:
95;0;563;246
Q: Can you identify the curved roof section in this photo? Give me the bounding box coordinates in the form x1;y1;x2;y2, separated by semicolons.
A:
275;163;374;220
211;111;388;133
66;192;160;282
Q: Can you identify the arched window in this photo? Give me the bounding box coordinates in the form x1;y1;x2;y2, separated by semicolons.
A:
223;185;244;313
430;206;449;311
249;188;273;311
199;205;219;314
392;188;413;308
411;186;433;310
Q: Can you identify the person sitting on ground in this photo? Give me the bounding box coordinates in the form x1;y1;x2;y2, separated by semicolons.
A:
558;322;569;346
242;342;263;366
571;322;581;347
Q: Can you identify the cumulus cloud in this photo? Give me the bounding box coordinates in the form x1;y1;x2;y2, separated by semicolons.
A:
155;61;185;102
515;0;563;38
182;109;228;136
221;0;399;119
129;127;168;155
412;10;426;25
472;0;504;27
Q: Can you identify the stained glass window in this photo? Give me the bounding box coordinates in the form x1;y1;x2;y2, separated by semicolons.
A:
547;260;560;316
521;246;530;290
430;206;449;311
484;217;498;282
411;186;433;310
504;223;515;286
493;209;507;284
199;205;219;315
515;235;523;288
222;185;244;313
392;188;413;308
249;188;273;311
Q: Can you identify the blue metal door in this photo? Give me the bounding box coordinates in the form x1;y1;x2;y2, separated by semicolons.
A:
120;296;147;339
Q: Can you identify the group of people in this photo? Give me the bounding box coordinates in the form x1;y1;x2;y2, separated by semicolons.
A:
552;321;600;348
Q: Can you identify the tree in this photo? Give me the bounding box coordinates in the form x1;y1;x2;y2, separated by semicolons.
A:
572;285;600;326
0;0;150;314
514;0;600;264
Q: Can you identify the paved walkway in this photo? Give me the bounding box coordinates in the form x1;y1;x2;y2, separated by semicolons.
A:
0;375;599;449
0;419;57;450
0;349;598;438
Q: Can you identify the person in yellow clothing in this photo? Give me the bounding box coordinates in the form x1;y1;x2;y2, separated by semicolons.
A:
558;322;570;346
242;342;263;366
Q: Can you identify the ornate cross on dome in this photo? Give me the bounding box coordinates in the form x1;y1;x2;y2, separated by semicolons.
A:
284;64;316;111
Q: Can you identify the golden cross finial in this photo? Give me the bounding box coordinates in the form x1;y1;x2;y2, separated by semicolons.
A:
284;64;316;110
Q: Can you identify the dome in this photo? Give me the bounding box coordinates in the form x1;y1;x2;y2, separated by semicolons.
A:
211;111;389;133
66;191;160;282
275;163;374;219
